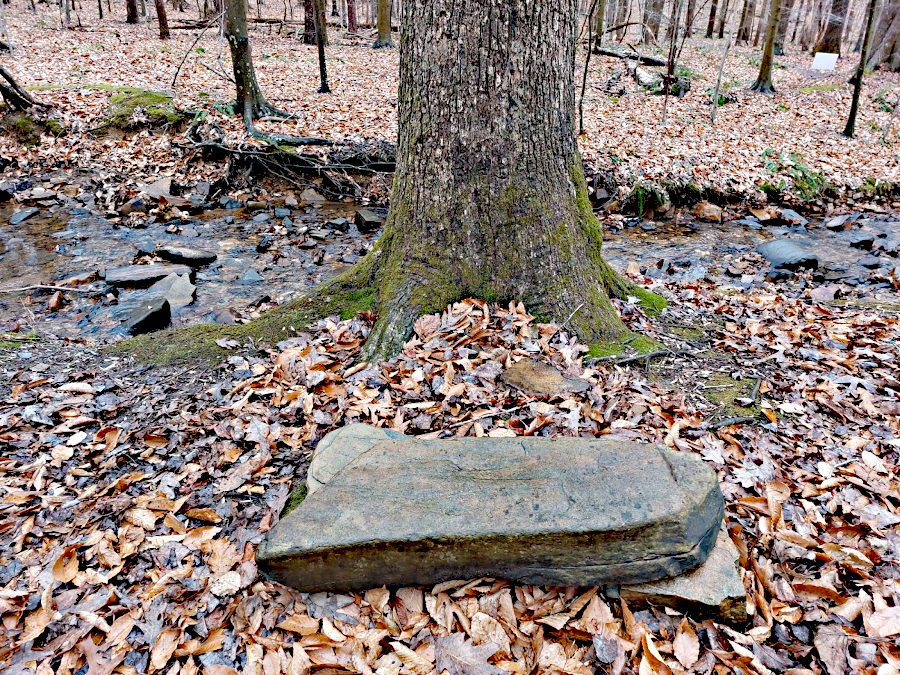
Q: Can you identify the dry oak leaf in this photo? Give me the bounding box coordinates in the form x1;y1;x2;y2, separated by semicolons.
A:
149;628;181;673
434;633;506;675
673;619;700;669
868;606;900;638
52;545;79;583
814;625;850;675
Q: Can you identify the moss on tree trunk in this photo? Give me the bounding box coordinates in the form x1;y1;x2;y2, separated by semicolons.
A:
334;0;648;360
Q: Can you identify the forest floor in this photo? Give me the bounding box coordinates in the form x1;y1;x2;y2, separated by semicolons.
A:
0;4;900;675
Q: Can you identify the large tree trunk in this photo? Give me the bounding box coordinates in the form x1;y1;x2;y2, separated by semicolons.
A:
347;0;357;31
126;0;138;22
813;0;848;52
373;0;393;47
751;0;782;91
336;0;634;359
224;0;277;120
154;0;169;38
774;0;794;52
737;0;756;41
643;0;664;42
867;0;900;69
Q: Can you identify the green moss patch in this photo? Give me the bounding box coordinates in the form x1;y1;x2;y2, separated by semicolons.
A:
0;332;40;351
111;285;377;366
702;372;760;417
587;332;665;359
101;89;187;131
0;112;63;147
799;84;843;94
282;483;308;517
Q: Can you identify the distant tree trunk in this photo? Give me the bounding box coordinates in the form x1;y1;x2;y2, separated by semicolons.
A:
685;0;696;35
800;0;824;49
314;0;330;91
339;0;636;359
303;0;316;44
595;0;607;45
813;0;848;52
63;0;72;24
791;0;807;40
126;0;138;22
751;0;782;91
97;0;103;18
347;0;357;30
754;0;769;44
316;0;329;45
224;0;279;121
707;0;720;36
643;0;664;42
331;0;337;15
717;0;731;37
154;0;169;38
373;0;392;46
867;0;900;69
846;0;877;134
773;0;793;51
737;0;754;40
615;0;629;38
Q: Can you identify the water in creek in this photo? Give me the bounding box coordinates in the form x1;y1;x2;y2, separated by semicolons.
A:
1;197;898;344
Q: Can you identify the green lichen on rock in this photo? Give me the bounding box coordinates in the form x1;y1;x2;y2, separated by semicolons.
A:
281;483;308;517
101;89;187;131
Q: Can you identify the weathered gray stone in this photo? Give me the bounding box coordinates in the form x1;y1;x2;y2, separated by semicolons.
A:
258;428;724;592
756;240;819;271
354;208;384;233
307;423;405;494
620;530;747;623
501;359;590;396
9;207;39;224
105;264;192;287
122;298;170;334
148;273;196;309
157;245;217;266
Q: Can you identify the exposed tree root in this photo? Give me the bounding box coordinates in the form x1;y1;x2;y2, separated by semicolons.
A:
0;67;47;111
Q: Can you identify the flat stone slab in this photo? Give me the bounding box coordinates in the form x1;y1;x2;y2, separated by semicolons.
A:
156;245;217;266
501;359;590;396
620;529;747;623
105;264;192;287
756;240;819;271
258;425;724;592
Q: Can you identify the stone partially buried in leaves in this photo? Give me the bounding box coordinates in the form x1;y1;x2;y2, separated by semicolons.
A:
501;358;590;396
258;429;724;592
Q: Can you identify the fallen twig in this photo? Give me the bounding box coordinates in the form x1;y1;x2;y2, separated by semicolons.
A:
0;284;97;295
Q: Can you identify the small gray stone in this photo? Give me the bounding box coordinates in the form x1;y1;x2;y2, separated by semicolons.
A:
620;529;747;623
105;264;193;287
354;209;384;233
157;246;217;266
123;298;170;335
501;359;590;396
756;240;818;271
327;217;350;232
780;208;808;226
258;427;724;592
274;207;291;218
10;207;39;224
148;273;196;309
252;213;271;223
844;231;875;250
239;269;263;283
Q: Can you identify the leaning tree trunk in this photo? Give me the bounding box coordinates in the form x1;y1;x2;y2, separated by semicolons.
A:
126;0;138;22
0;67;46;111
846;0;878;134
751;0;782;91
154;0;169;38
867;0;900;69
373;0;392;47
335;0;635;359
813;0;848;52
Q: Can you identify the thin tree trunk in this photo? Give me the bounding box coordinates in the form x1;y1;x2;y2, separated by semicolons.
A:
303;0;316;43
774;0;794;51
845;0;877;134
754;0;769;44
125;0;138;23
717;0;731;37
707;0;720;37
373;0;392;46
154;0;169;38
813;0;848;52
316;0;328;45
224;0;275;120
338;0;635;359
97;0;103;18
595;0;607;45
347;0;357;30
751;0;782;91
643;0;664;42
737;0;752;40
314;0;330;90
0;66;46;110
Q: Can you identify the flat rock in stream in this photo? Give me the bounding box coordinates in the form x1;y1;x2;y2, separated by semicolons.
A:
148;273;196;309
258;425;724;592
756;240;819;271
157;246;217;266
105;264;193;287
10;207;39;224
122;298;171;335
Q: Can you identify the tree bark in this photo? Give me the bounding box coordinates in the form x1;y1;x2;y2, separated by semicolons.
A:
0;67;46;111
347;0;357;31
774;0;794;52
303;0;316;44
737;0;756;41
373;0;392;47
867;0;900;69
751;0;781;91
643;0;664;42
846;0;878;134
717;0;731;37
154;0;169;38
595;0;607;45
813;0;848;52
224;0;277;120
706;0;719;37
685;0;696;36
126;0;138;23
335;0;634;359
